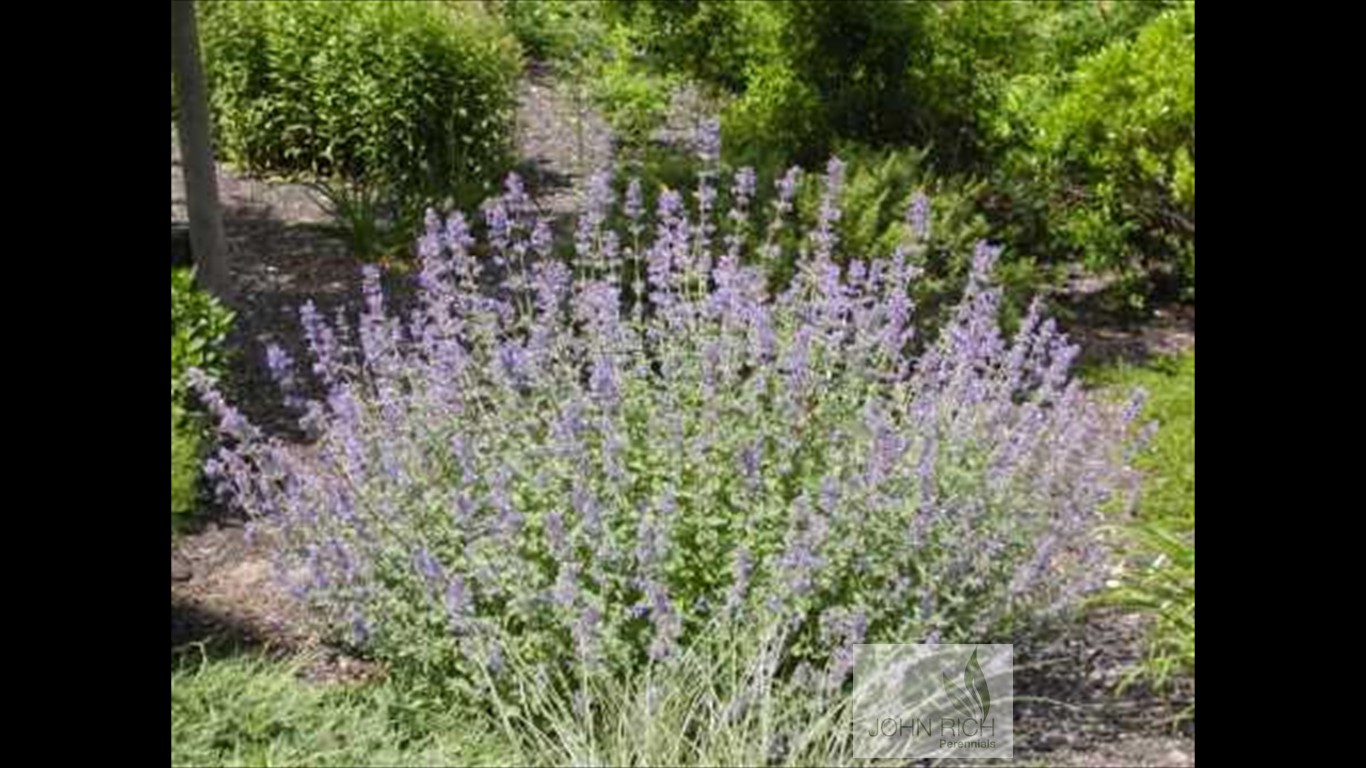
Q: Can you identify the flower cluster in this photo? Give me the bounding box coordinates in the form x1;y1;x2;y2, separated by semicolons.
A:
196;152;1146;691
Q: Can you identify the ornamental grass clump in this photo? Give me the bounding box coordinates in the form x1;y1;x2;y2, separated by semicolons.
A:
193;139;1147;699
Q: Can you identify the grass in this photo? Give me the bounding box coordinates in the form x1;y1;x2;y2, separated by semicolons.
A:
171;621;860;767
171;649;510;767
1088;351;1195;528
1088;351;1195;714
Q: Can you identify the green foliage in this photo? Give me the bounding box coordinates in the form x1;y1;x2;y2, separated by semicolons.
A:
803;145;1016;329
1102;518;1195;713
309;177;423;264
493;0;603;64
1092;352;1195;527
1091;351;1195;713
591;25;679;155
170;624;862;767
171;651;507;767
590;0;1193;303
483;620;858;766
172;406;201;523
171;268;234;404
719;1;929;167
602;0;757;94
1023;4;1195;297
171;268;233;525
199;0;522;258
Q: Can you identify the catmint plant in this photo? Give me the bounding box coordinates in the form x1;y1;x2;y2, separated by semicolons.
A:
194;144;1147;696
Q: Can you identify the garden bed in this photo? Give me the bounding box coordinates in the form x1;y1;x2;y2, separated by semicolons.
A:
172;61;1193;767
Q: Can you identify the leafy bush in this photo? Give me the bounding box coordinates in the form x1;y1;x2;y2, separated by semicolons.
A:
1020;4;1195;298
172;406;201;522
591;26;680;155
171;267;234;404
785;145;1020;336
592;0;1193;304
618;141;1006;335
720;1;929;167
602;0;757;94
199;0;522;244
494;0;603;64
172;268;233;524
195;156;1146;702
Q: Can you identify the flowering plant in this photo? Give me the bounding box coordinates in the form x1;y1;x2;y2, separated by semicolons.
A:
193;135;1146;696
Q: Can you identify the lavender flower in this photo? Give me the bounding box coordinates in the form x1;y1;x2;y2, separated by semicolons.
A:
194;144;1142;690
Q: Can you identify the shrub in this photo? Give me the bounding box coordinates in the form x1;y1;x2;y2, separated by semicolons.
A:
616;142;1005;335
172;268;233;524
171;267;234;404
602;0;757;94
786;145;1018;335
493;0;607;67
1021;4;1195;298
722;1;929;167
172;405;201;522
590;25;680;156
597;0;1192;305
195;153;1147;701
199;0;522;230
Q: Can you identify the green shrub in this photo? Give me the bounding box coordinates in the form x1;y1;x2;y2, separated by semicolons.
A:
171;268;234;404
594;0;1192;305
720;1;929;167
602;0;758;94
199;0;522;240
171;268;233;525
172;405;201;522
494;0;603;64
590;25;680;156
1022;4;1195;298
793;145;1008;329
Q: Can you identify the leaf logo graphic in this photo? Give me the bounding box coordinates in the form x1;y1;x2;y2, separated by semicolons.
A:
941;648;991;721
964;648;990;720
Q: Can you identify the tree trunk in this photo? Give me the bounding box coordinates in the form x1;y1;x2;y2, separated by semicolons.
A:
171;0;230;299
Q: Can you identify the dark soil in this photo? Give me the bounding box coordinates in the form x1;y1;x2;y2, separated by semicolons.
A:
172;67;1193;766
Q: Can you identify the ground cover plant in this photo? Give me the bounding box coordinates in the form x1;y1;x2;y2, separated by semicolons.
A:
192;137;1152;717
1091;352;1195;713
171;650;509;767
